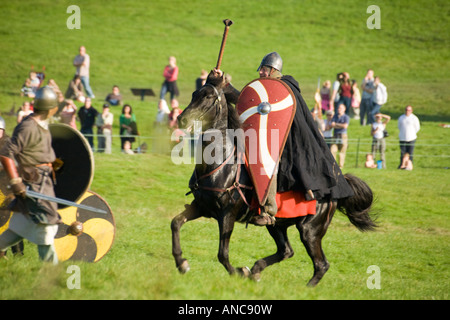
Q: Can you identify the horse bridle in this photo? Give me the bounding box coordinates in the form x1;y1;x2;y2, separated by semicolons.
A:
196;84;224;121
187;146;253;207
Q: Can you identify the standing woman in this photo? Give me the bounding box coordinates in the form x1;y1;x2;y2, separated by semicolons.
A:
351;79;361;120
160;56;179;105
339;72;352;115
119;104;137;151
97;104;114;154
320;80;331;116
59;99;77;129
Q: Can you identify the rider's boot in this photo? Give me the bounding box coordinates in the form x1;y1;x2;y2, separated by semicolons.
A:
249;180;277;226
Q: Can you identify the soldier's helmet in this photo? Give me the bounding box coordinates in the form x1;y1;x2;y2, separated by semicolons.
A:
34;86;57;111
257;52;283;73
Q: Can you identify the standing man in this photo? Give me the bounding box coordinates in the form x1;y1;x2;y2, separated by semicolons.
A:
215;52;354;225
398;105;420;168
330;104;350;169
0;87;61;264
360;69;375;126
370;76;388;124
78;97;98;150
73;45;95;98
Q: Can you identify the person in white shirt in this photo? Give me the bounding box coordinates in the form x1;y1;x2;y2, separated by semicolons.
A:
0;116;6;140
329;72;344;111
398;105;420;168
371;113;390;168
96;104;114;154
370;76;388;124
17;101;33;123
73;46;95;98
156;99;170;124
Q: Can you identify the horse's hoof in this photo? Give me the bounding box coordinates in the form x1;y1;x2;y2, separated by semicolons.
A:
307;279;319;287
250;272;261;282
178;260;190;274
237;267;251;278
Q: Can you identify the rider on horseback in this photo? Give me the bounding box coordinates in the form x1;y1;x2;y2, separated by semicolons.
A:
215;52;354;226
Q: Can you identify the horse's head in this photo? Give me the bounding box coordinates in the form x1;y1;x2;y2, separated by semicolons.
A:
177;71;228;132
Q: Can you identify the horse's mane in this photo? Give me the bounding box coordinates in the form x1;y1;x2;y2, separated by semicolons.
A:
227;103;242;130
204;71;242;131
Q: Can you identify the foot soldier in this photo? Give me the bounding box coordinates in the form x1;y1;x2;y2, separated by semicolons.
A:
0;86;62;263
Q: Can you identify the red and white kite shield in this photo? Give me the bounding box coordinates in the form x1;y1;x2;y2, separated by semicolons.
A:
236;78;296;206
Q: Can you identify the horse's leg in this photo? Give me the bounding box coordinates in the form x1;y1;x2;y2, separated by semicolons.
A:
296;200;336;287
171;202;202;273
249;223;294;281
217;211;237;275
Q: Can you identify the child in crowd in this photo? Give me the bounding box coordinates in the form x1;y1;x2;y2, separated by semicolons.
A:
365;153;377;168
371;113;390;169
351;80;361;119
21;78;36;98
320;80;331;115
400;153;413;170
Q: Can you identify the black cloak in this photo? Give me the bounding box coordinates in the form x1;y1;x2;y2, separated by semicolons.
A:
277;75;354;200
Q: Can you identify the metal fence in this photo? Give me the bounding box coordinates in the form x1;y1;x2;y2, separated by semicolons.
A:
82;133;450;168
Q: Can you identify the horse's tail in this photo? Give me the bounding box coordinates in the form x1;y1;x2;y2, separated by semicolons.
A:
337;173;378;232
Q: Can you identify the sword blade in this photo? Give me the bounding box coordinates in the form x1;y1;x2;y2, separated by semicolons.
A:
25;189;108;214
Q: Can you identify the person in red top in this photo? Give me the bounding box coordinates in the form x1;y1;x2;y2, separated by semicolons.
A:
339;72;352;115
160;56;179;104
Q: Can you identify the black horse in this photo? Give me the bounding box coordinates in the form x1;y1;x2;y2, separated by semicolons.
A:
171;73;377;286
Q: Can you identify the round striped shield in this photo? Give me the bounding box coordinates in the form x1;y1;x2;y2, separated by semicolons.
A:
54;190;115;262
1;190;115;262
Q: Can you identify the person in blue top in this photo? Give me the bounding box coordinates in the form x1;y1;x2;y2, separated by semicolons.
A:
330;103;350;168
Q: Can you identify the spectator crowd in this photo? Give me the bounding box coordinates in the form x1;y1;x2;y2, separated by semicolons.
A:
10;49;422;169
13;47;185;155
313;68;419;170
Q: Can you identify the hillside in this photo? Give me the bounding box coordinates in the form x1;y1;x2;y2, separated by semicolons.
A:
0;0;449;122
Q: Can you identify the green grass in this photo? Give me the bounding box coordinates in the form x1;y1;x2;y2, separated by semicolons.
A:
0;0;449;300
1;154;448;300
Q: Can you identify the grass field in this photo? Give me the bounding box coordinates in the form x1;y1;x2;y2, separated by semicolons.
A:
0;0;449;301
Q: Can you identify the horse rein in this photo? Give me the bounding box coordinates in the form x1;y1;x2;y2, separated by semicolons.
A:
187;146;253;207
